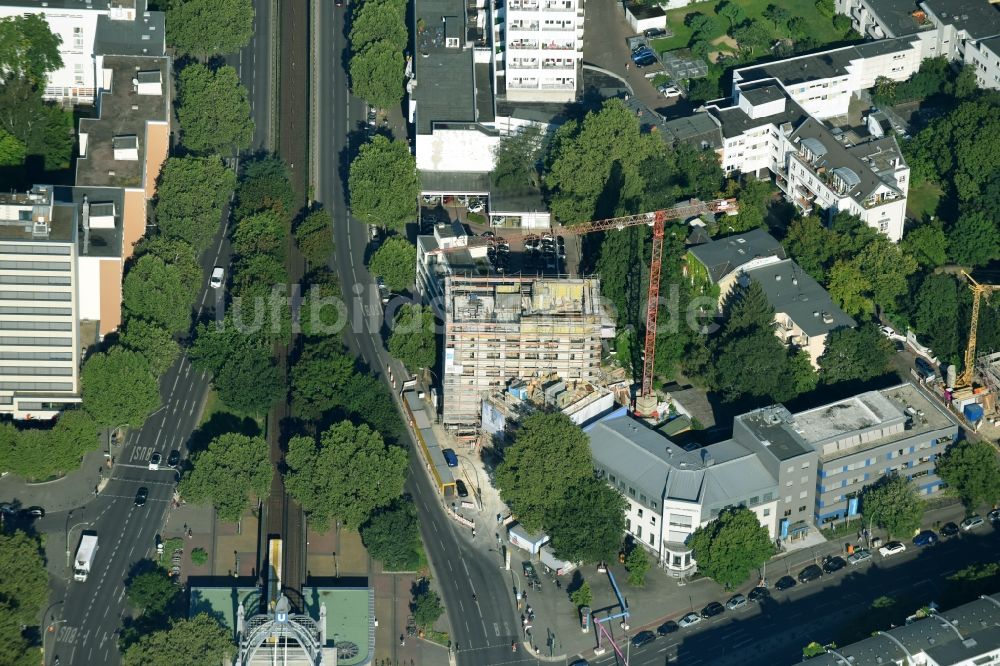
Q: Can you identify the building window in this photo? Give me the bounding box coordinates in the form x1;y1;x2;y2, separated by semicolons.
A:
650;516;656;525
799;490;808;499
763;508;770;517
73;26;84;49
637;508;643;518
798;506;807;512
785;480;793;487
785;495;792;504
609;474;616;483
625;518;631;531
628;487;636;498
784;509;792;517
800;476;809;484
636;525;642;539
649;533;655;546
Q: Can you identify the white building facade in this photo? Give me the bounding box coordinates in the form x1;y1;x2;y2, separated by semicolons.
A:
0;187;82;419
501;0;584;102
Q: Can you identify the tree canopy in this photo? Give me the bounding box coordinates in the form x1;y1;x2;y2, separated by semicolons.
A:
0;530;47;666
349;135;419;231
947;211;1000;267
232;210;286;259
155;156;237;252
861;474;924;538
688;507;775;589
82;348;160;427
360;498;421;571
388;304;436;371
127;565;180;616
123;253;201;334
349;40;404;111
290;337;356;419
294;209;334;266
547;477;626;564
118;318;181;377
166;0;255;58
178;433;273;522
176;64;254;155
0;410;100;481
411;586;444;631
234;156;297;223
495;412;594;531
625;546;650;586
369;237;416;292
0;14;62;85
934;439;1000;510
285;421;408;530
818;323;895;385
121;614;234;666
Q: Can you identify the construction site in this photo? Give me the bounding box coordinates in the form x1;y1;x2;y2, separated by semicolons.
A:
441;275;615;431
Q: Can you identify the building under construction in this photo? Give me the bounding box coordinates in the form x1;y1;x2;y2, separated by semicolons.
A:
443;275;614;430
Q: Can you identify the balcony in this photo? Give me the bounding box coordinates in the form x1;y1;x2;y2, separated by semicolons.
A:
509;20;538;29
508;78;539;89
541;22;574;31
509;40;539;49
542;0;573;9
540;81;574;89
508;0;539;8
541;40;573;50
510;59;539;69
541;58;572;69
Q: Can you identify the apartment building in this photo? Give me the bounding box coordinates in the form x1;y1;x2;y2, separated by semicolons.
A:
442;275;611;429
732;37;925;121
804;384;957;525
801;593;1000;665
0;187;83;419
837;0;1000;90
586;411;779;576
686;228;786;299
0;0;164;105
704;83;910;241
416;222;492;307
501;0;584;102
75;54;170;336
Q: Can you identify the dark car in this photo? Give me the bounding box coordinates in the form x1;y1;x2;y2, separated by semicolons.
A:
748;586;770;602
989;509;1000;525
913;530;937;546
167;450;180;467
775;575;797;591
940;522;960;537
798;564;823;583
700;601;725;618
822;556;847;574
631;630;656;648
644;27;667;38
455;479;469;498
656;620;678;636
631;49;654;63
634;54;657;68
20;506;45;518
442;448;458;467
134;487;149;506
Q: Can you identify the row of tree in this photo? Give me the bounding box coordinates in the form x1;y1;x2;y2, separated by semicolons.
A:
349;0;407;111
0;530;49;666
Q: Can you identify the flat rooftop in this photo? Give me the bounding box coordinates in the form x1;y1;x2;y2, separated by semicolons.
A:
736;405;815;461
861;0;934;37
54;186;124;259
0;186;76;244
795;383;955;462
922;0;1000;40
449;277;604;321
412;0;479;135
76;54;169;189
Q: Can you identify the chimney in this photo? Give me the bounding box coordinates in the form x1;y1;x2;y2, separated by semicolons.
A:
82;195;91;254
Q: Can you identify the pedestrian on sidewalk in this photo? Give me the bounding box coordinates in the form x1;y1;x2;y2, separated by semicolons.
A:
625;62;630;71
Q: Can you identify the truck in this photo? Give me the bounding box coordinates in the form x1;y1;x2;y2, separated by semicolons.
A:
73;533;98;582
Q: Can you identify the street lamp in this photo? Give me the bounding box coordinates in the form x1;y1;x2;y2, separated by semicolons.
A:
65;518;90;570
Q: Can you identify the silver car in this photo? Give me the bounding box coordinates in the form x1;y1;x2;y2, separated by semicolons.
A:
960;515;984;531
848;549;872;565
677;612;702;628
726;594;747;611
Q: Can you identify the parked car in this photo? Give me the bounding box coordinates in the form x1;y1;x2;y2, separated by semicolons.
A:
913;530;938;546
148;452;162;471
960;515;984;531
747;586;770;602
455;479;469;498
167;450;180;468
879;541;906;557
657;84;682;98
701;601;725;618
134;487;149;506
880;325;906;342
631;630;656;648
940;522;960;537
631;49;654;63
988;509;1000;525
822;556;847;574
656;620;678;635
775;575;797;591
209;266;225;289
369;225;380;243
643;27;667;38
677;612;702;628
568;660;589;666
634;54;657;68
442;448;458;467
848;549;872;565
726;594;747;611
20;506;45;518
798;564;823;584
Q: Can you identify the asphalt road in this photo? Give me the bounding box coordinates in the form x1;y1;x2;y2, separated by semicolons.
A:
312;4;534;664
591;526;1000;666
45;222;232;666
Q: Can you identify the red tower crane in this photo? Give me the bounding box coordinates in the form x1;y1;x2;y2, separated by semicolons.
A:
427;197;738;412
556;199;736;410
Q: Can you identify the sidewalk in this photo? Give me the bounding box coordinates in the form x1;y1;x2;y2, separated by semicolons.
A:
0;448;112;513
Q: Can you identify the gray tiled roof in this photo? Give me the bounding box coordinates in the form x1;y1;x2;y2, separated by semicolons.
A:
746;259;856;337
922;0;1000;40
801;593;1000;665
661;112;723;150
790;117;900;202
687;228;786;284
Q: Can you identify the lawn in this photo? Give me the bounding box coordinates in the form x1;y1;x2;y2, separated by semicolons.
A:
651;0;842;54
905;180;942;222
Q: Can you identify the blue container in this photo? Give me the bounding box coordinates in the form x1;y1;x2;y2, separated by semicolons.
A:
963;403;985;423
